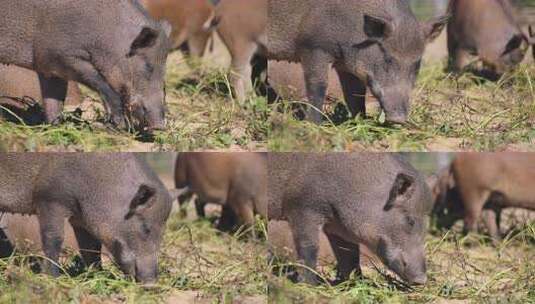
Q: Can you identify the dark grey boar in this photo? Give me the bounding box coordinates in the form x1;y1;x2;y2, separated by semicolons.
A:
447;0;534;77
0;0;171;131
430;153;535;240
0;154;173;284
0;65;81;124
175;152;267;234
268;0;447;124
269;153;431;285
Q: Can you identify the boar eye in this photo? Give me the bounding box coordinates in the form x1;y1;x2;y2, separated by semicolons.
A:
145;62;154;74
142;222;151;235
412;60;422;74
406;216;416;228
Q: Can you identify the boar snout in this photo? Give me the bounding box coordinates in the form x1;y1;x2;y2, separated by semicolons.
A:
135;256;159;284
113;242;159;284
378;238;427;285
129;94;167;132
368;80;410;124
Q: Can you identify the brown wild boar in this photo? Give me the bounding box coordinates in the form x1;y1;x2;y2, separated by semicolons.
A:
268;0;447;124
431;153;535;240
269;153;432;285
175;152;267;234
447;0;535;78
0;0;171;132
216;0;267;102
0;65;81;124
0;214;79;255
268;61;344;102
268;220;335;265
141;0;218;57
0;154;174;284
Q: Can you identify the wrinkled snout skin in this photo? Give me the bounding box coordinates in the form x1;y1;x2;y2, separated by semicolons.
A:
268;0;446;124
378;237;427;285
268;153;431;285
368;79;413;124
113;246;159;284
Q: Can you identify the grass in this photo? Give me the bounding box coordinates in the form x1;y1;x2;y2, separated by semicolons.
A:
269;221;535;304
269;63;535;152
0;52;270;152
0;209;268;303
2;55;535;152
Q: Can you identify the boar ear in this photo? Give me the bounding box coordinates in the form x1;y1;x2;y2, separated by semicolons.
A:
384;173;415;211
125;184;156;219
529;26;535;43
128;27;159;57
363;15;394;39
422;15;449;43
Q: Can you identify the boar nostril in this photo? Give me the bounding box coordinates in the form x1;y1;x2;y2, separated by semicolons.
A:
385;114;408;125
411;274;427;285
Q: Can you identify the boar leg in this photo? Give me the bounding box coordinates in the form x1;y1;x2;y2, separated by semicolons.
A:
187;33;211;58
38;74;67;124
461;191;491;235
71;224;102;269
301;51;332;123
194;198;207;219
451;49;471;73
229;44;257;102
0;227;14;258
288;210;322;285
68;60;125;127
217;205;238;232
336;69;367;118
481;208;502;242
324;232;360;284
231;199;256;238
38;204;67;277
177;188;195;218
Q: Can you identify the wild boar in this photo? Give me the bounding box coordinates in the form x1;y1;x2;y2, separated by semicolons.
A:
268;0;448;124
431;153;535;240
215;0;267;102
0;65;81;124
0;154;174;284
269;153;432;285
0;0;171;132
447;0;535;78
175;152;267;235
141;0;218;57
